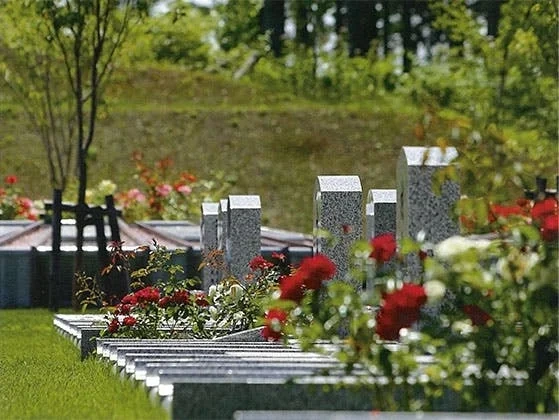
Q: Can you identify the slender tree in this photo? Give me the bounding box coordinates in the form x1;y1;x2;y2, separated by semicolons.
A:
0;0;148;308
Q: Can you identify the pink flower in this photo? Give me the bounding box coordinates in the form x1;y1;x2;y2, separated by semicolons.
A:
155;184;173;197
127;188;146;202
17;197;33;210
175;184;192;195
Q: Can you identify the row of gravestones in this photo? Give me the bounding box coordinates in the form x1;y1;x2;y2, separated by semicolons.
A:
54;313;542;419
200;146;460;291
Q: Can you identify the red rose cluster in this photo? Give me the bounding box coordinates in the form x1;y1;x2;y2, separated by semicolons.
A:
248;255;274;271
462;304;492;326
261;308;288;341
279;253;336;303
262;254;336;341
375;283;427;341
369;233;397;264
531;197;558;243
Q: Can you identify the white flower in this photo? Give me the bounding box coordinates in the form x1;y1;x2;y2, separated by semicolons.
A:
208;306;218;320
452;320;473;336
208;285;217;298
97;179;117;196
434;236;492;260
228;284;244;301
424;280;446;304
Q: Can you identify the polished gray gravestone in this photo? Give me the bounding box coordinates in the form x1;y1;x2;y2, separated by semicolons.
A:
396;147;460;278
226;195;261;281
200;202;221;291
314;176;362;285
365;189;397;240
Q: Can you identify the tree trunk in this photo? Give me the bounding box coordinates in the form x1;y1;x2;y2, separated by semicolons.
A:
294;0;312;47
383;0;390;56
486;0;502;38
73;148;88;309
260;0;285;57
347;0;376;57
402;0;413;73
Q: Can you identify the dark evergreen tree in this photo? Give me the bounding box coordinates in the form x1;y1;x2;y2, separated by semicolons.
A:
346;0;377;57
260;0;285;57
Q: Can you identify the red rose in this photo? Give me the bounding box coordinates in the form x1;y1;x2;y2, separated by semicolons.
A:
4;175;17;185
107;318;120;333
195;292;209;307
374;313;400;341
271;252;286;262
249;255;274;271
541;214;559;242
121;294;137;305
489;204;527;222
375;283;427;340
158;296;172;308
115;303;132;315
172;290;190;305
298;254;336;290
123;316;137;327
135;287;160;303
261;308;287;341
532;197;558;222
369;233;397;264
462;304;492;326
279;273;305;302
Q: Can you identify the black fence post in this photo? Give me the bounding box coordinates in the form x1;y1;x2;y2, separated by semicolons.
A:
105;195;121;243
49;189;62;311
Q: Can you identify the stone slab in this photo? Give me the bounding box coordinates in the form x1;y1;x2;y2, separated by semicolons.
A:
314;176;362;285
227;195;261;281
366;189;397;239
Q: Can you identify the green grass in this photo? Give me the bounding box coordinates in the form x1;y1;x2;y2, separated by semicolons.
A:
0;309;169;420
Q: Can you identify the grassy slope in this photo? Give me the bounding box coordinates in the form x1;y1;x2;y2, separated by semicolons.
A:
0;309;168;420
0;66;428;233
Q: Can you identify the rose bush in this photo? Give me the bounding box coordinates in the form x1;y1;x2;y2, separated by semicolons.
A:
264;195;557;413
98;244;283;339
0;174;41;220
115;152;234;222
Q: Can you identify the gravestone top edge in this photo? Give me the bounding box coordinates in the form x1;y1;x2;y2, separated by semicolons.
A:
401;146;458;166
201;202;220;214
219;199;228;211
228;195;261;209
316;175;362;192
367;189;397;203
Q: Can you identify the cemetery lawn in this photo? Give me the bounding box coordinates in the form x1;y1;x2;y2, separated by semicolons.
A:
0;309;169;420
